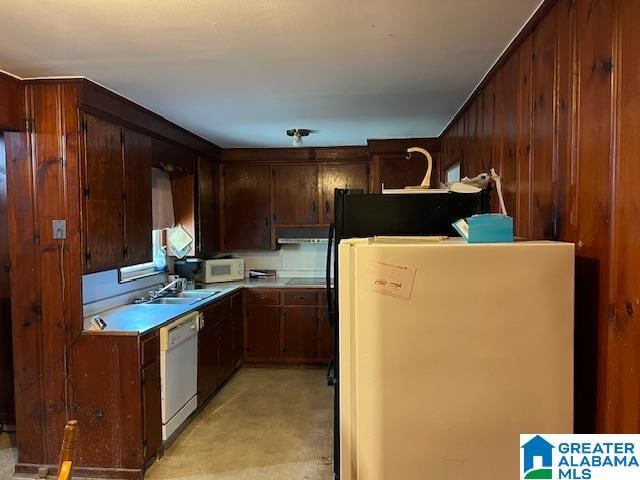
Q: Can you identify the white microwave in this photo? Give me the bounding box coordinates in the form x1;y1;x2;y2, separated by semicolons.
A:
196;258;245;283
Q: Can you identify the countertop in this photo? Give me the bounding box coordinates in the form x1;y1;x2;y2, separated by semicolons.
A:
204;277;330;290
86;278;331;335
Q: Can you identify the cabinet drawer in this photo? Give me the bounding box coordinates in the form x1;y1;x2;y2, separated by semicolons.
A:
284;291;317;305
141;334;160;366
202;296;232;320
246;289;280;305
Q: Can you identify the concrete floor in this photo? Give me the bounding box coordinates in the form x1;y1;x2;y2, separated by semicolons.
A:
146;367;334;480
0;430;17;480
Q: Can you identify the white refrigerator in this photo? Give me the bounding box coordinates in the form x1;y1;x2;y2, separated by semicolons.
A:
338;238;574;480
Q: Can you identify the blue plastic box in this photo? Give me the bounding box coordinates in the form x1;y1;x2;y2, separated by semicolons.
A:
452;214;514;243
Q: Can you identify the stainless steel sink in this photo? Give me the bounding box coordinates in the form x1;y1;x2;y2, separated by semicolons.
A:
174;290;220;299
146;297;201;305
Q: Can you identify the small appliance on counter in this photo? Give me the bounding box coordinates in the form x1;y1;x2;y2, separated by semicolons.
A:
174;258;202;286
195;257;245;283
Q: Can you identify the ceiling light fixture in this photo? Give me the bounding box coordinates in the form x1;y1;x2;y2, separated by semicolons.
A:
286;128;319;147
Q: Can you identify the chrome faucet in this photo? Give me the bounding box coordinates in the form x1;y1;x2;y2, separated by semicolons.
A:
149;278;184;299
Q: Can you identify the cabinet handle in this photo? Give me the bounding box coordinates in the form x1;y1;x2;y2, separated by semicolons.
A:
293;296;305;300
312;200;317;212
265;216;269;227
325;201;330;214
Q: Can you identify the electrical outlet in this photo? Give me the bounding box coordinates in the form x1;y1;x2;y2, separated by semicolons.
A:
52;220;67;239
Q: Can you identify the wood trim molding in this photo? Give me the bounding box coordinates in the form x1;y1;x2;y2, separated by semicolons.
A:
367;137;441;154
221;146;370;163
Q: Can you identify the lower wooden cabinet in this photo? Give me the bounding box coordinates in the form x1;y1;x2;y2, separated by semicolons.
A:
197;294;240;406
317;308;333;362
231;292;243;368
244;288;334;365
141;358;162;462
282;306;318;359
245;305;281;360
198;318;220;403
140;332;162;463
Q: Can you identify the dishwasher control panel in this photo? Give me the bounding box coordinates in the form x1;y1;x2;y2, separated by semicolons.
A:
160;312;200;351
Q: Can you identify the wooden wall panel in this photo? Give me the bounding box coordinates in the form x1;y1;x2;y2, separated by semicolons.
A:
516;37;534;238
440;0;637;432
530;9;557;239
5;127;46;463
608;0;640;433
6;83;85;465
574;0;615;433
501;55;519;216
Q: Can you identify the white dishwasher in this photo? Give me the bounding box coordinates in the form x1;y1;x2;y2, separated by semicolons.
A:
160;311;200;441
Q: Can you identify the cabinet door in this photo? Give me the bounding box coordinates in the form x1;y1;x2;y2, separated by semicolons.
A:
123;128;153;266
317;308;334;362
218;317;233;386
273;164;319;225
197;322;219;404
197;157;220;256
231;292;243;367
221;164;272;250
245;305;280;360
142;360;162;462
320;163;370;224
82;114;125;272
281;307;318;359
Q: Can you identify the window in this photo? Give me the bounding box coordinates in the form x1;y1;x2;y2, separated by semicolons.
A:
446;162;461;183
119;230;167;282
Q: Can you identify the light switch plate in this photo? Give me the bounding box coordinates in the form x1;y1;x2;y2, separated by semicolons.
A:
52;220;67;239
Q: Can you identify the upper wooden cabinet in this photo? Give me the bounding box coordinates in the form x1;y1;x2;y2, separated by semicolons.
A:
82;114;153;272
320;163;370;224
196;157;220;256
123;128;153;265
273;164;319;225
214;160;372;247
221;164;272;250
82;114;126;272
0;73;23;132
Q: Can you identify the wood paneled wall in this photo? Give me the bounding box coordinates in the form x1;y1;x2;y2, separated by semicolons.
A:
5;82;84;464
441;0;640;433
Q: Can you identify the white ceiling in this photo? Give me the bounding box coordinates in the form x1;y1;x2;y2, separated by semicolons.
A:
0;0;540;148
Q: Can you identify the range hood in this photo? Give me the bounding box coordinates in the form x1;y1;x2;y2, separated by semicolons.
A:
278;237;328;244
276;226;329;245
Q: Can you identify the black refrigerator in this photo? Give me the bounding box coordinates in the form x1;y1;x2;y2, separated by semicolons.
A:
325;188;489;479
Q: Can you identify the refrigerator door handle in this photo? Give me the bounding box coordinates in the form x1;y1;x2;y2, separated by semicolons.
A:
327;355;337;386
326;222;335;327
